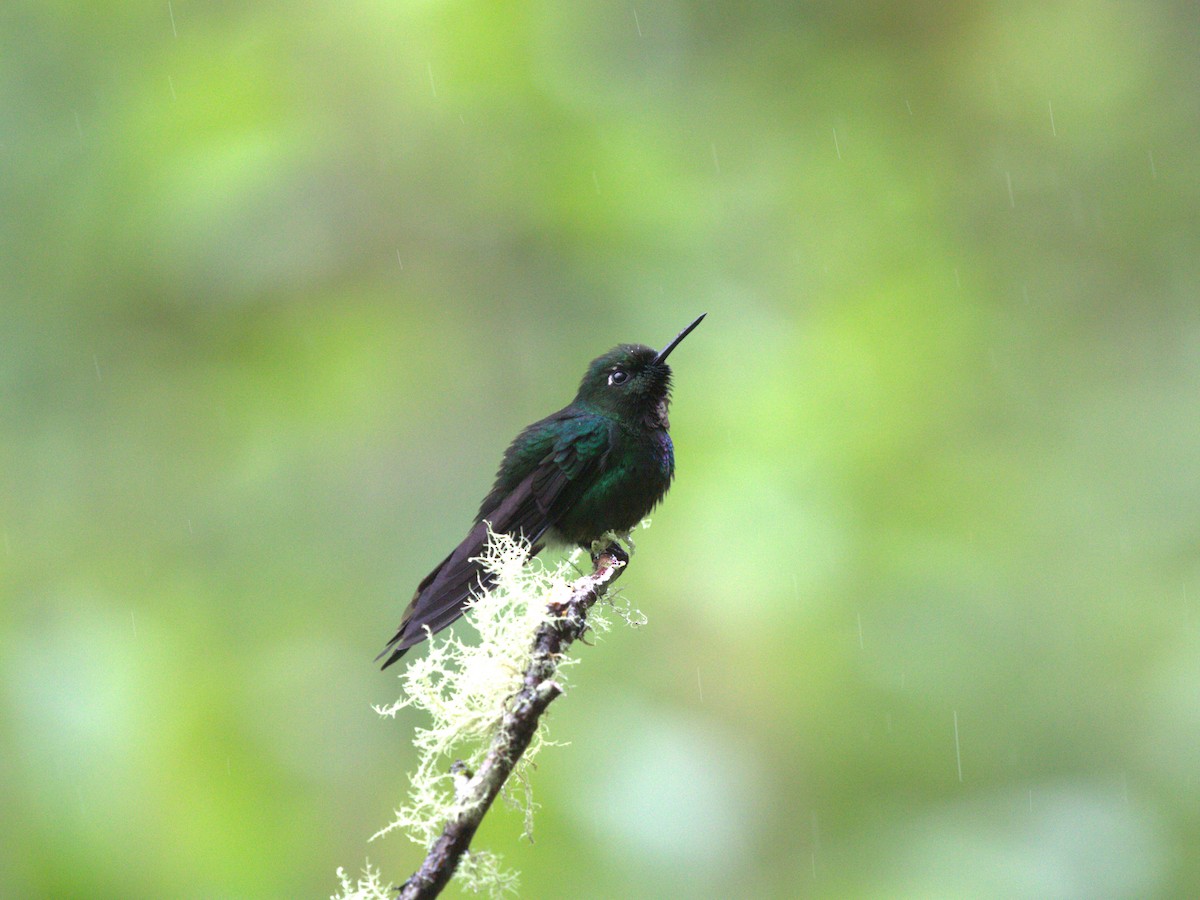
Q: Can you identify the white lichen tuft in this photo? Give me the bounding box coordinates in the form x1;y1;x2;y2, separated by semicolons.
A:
335;525;648;899
331;864;391;900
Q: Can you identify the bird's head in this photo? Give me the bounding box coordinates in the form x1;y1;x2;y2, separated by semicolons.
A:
573;314;705;426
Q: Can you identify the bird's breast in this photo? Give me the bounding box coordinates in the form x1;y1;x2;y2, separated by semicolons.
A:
552;427;674;546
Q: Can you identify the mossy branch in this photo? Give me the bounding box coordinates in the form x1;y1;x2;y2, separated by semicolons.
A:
396;541;629;899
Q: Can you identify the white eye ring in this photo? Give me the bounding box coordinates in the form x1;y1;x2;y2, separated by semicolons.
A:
608;370;629;386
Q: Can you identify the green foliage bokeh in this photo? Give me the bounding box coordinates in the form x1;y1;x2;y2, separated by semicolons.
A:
4;2;1199;897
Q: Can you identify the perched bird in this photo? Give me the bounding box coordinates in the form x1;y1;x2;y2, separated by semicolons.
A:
378;314;705;669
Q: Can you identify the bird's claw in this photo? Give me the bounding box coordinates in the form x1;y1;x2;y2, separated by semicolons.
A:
589;531;633;566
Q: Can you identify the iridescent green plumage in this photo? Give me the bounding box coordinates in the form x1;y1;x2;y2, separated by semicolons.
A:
379;314;704;669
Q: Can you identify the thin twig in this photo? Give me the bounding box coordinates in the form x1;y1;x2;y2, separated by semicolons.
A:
397;541;629;899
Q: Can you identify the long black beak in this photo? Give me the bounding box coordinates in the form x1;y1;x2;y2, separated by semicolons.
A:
653;313;706;365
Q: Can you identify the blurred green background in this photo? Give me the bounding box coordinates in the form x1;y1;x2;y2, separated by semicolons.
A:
4;1;1199;897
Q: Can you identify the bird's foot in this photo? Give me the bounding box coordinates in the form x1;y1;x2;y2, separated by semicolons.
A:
589;530;634;565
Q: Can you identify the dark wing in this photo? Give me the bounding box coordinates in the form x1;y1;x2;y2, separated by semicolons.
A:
377;412;611;669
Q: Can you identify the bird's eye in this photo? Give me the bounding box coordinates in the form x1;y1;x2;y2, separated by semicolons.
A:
608;369;629;386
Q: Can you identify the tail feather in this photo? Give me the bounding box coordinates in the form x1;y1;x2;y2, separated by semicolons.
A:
380;451;576;670
377;522;488;669
378;524;544;670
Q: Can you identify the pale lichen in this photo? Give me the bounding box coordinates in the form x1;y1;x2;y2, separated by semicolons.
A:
331;864;391;900
334;526;646;898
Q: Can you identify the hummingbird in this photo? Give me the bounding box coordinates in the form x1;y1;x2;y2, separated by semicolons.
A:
378;313;705;669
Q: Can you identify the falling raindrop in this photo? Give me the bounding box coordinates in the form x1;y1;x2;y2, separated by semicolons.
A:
953;710;963;782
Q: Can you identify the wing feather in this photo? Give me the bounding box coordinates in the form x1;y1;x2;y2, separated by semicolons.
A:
377;413;608;668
